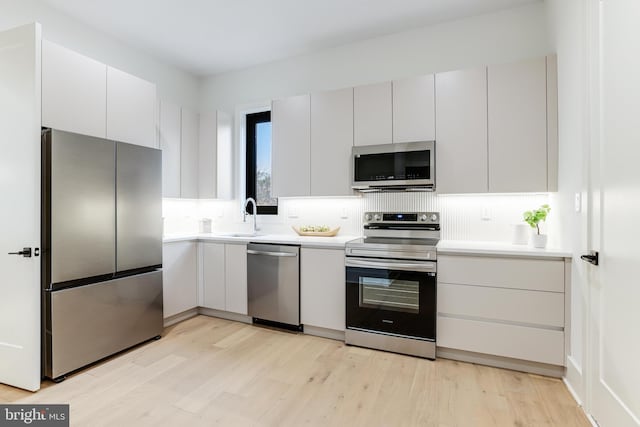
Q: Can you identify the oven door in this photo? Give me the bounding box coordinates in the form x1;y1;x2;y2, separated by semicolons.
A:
345;257;436;341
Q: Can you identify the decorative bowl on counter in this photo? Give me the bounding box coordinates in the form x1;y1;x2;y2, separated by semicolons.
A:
292;225;340;237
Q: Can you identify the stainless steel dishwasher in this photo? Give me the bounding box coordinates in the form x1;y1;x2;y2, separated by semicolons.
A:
247;243;301;330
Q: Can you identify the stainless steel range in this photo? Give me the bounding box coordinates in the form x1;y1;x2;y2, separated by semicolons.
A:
345;212;440;359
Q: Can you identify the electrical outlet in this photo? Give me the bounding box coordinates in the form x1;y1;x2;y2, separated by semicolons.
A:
575;193;582;213
340;207;349;219
288;207;299;218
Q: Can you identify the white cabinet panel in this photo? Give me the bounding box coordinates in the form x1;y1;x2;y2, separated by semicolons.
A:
198;112;218;199
272;94;311;197
392;75;435;143
435;67;488;193
162;242;197;318
546;55;559;192
354;82;392;146
488;57;547;192
216;111;233;199
159;100;181;198
438;255;564;292
300;248;345;331
225;244;247;315
438;283;564;327
437;316;564;366
180;108;199;198
106;66;157;148
42;40;106;138
310;88;353;196
202;243;226;311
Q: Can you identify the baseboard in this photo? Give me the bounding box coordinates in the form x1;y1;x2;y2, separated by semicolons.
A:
163;308;199;327
198;307;252;324
437;347;565;378
303;325;345;341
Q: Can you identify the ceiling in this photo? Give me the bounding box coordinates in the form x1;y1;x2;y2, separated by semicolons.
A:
42;0;540;76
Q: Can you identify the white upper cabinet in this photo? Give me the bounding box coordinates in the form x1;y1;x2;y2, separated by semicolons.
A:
310;88;354;196
42;40;107;138
180;108;199;199
159;100;181;198
106;66;157;148
436;67;488;194
392;75;435;143
354;82;392;146
272;94;311;197
488;57;547;192
199;111;233;199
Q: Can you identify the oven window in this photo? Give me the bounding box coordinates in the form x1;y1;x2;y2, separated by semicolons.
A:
359;277;419;313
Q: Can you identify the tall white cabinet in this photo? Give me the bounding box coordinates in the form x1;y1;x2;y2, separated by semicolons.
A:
353;82;392;146
310;88;354;196
42;40;107;138
272;94;311;197
488;57;548;192
435;67;488;194
159;100;181;198
180;108;199;198
392;75;435;143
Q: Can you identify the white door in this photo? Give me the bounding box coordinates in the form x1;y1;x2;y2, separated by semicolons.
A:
588;1;640;425
0;23;42;392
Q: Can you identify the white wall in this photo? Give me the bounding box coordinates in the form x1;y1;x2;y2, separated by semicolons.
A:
201;2;549;112
0;0;200;109
546;0;589;405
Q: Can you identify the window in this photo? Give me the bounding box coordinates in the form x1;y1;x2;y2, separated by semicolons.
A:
246;111;277;214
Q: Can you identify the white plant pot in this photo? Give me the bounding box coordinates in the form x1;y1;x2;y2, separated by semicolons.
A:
531;233;548;248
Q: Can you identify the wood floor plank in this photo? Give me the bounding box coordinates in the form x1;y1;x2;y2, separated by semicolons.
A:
0;315;590;426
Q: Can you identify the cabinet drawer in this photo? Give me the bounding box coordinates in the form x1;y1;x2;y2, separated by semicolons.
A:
437;316;564;366
438;255;564;292
438;283;564;327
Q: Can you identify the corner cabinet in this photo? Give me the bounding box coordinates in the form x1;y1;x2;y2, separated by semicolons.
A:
199;111;232;199
272;94;311;197
159;100;181;198
180;108;199;198
162;241;198;318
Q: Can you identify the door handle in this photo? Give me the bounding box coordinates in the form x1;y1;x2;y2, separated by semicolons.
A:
8;247;32;258
580;251;599;266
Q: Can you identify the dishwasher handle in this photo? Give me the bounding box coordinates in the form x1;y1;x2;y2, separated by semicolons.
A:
247;249;298;258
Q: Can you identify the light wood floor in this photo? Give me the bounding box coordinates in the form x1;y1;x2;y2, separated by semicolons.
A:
0;315;589;426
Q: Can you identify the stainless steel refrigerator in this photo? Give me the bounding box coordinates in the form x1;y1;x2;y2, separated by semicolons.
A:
41;129;163;381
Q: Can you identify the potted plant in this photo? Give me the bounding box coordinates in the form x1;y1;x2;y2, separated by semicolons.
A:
523;204;551;248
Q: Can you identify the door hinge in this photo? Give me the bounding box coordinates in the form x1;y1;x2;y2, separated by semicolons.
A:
580;250;599;266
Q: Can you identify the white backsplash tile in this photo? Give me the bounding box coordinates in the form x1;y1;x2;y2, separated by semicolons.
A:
164;192;557;245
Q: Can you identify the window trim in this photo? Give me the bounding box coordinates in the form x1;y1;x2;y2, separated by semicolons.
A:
245;110;277;215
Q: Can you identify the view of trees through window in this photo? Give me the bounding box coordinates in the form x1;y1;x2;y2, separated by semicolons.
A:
246;111;277;214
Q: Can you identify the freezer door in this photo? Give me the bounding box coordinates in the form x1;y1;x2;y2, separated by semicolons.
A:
49;130;116;284
45;270;163;379
116;142;162;272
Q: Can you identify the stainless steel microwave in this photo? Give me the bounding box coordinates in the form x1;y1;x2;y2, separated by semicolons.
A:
352;141;435;192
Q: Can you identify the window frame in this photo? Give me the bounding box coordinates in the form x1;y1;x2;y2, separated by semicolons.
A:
245;110;277;215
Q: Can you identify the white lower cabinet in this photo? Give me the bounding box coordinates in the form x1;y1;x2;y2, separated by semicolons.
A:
300;248;345;331
162;241;198;318
437;254;566;366
201;242;248;315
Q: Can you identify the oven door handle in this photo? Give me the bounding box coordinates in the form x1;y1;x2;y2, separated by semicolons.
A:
345;258;436;273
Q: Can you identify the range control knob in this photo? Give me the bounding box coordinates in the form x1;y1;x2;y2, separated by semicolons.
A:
365;213;372;222
374;213;382;222
430;214;438;222
420;214;428;222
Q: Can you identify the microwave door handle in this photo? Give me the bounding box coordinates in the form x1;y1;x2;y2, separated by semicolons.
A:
346;258;436;273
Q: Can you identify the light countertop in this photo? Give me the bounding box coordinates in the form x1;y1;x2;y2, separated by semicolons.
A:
437;240;572;258
163;233;360;249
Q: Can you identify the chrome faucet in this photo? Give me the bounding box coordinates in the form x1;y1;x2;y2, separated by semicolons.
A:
243;197;258;234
